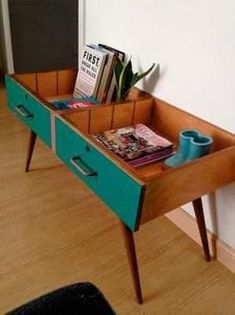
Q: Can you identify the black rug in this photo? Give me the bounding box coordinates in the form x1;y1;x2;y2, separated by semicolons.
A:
7;282;116;315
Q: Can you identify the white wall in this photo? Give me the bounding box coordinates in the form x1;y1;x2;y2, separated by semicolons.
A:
0;0;14;73
0;0;3;69
85;0;235;249
0;47;2;68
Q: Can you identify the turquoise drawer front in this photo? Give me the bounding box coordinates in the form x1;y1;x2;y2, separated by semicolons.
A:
5;75;51;147
55;117;144;231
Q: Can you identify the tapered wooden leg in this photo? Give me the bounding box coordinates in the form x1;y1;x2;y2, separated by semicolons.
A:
25;130;37;172
120;222;143;304
192;198;211;262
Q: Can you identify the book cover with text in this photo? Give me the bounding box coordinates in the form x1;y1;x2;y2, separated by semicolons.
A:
73;45;107;98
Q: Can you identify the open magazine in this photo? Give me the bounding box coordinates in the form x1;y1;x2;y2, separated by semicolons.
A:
94;123;174;167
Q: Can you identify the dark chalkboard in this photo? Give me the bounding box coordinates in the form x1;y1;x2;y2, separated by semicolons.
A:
9;0;78;73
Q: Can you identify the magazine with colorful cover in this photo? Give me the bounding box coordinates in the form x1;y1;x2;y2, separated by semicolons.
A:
128;148;173;167
94;123;173;167
52;96;99;110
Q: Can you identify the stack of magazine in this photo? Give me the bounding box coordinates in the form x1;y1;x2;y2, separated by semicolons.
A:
94;123;174;168
51;44;125;110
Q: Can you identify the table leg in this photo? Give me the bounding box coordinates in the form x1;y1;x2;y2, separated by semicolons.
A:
25;130;37;172
120;222;143;304
192;198;211;262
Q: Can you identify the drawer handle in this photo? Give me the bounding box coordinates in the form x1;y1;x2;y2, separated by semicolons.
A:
70;156;97;177
15;105;33;118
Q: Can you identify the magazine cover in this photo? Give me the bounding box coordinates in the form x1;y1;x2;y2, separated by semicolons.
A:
52;96;98;110
94;123;173;162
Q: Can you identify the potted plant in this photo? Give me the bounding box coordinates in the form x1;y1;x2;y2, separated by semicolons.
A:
114;58;157;101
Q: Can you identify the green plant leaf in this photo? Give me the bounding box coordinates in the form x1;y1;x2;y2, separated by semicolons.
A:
132;72;139;85
114;58;124;89
114;59;157;101
131;63;156;86
119;59;134;99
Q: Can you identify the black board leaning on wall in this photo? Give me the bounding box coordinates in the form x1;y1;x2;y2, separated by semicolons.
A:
9;0;78;73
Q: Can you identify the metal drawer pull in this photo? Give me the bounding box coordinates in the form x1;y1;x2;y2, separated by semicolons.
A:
15;105;33;118
70;156;97;177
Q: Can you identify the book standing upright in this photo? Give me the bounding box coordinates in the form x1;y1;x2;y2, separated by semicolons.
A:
93;45;115;103
98;44;125;102
73;45;108;98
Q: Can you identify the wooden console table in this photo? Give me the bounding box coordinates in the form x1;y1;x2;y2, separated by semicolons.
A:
5;69;235;304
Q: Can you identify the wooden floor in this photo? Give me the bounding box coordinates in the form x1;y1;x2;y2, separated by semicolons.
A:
1;85;235;315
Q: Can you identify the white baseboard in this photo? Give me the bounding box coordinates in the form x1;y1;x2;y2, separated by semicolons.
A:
165;208;235;273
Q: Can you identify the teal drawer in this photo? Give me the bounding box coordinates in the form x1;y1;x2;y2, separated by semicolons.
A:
5;75;51;147
55;117;144;231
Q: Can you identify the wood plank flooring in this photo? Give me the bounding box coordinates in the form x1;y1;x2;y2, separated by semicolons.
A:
0;85;235;314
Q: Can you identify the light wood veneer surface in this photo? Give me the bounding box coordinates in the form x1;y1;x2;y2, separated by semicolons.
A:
1;85;235;314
